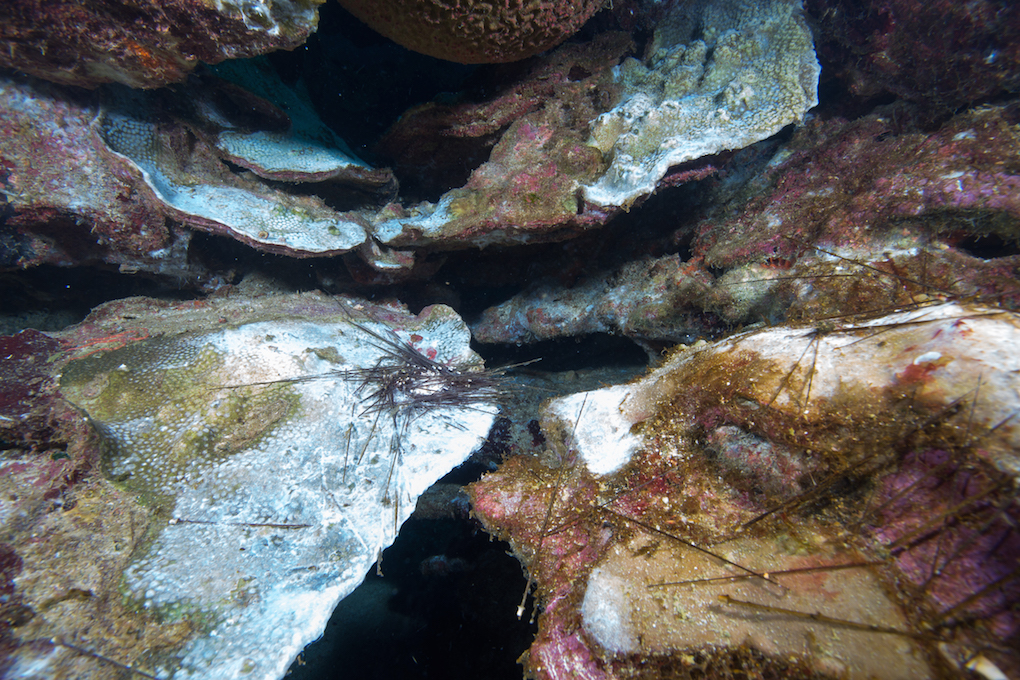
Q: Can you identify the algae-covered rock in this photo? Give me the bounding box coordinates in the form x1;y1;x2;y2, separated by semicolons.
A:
0;0;324;89
470;302;1020;680
8;293;496;680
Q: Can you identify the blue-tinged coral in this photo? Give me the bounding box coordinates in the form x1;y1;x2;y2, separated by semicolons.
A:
207;58;382;184
1;0;823;274
99;85;377;257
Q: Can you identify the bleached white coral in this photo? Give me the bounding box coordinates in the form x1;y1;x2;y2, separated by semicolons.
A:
59;300;497;680
584;0;820;208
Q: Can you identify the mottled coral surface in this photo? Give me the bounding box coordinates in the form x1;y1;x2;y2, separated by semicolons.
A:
471;304;1020;680
337;0;603;63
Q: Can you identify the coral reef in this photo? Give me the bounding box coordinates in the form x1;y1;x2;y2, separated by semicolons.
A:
470;302;1020;679
3;0;1020;677
99;84;378;258
0;75;182;274
1;292;497;679
336;0;603;64
207;58;384;186
0;68;393;277
371;33;632;248
1;0;822;279
473;102;1020;348
584;0;820;208
0;0;323;89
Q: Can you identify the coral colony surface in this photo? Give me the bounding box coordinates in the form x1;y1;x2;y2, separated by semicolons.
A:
1;0;1019;679
3;293;498;679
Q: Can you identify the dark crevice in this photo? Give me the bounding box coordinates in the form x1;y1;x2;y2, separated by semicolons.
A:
474;333;649;374
0;265;195;334
953;232;1020;261
287;514;535;680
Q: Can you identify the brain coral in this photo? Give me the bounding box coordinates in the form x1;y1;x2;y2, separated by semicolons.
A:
336;0;604;63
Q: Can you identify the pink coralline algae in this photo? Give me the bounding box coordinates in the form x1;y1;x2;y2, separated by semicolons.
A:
472;102;1020;347
0;0;323;89
694;105;1020;270
808;0;1020;112
0;76;178;273
0;330;66;449
0;70;396;278
470;303;1020;680
1;0;824;280
373;34;633;248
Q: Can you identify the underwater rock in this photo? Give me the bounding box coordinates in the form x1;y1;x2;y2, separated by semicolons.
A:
808;0;1020;114
471;254;723;350
371;33;632;249
583;0;820;208
473;103;1020;348
0;0;323;89
98;70;393;259
373;0;820;248
0;68;394;275
694;105;1020;272
0;75;188;276
469;302;1020;679
0;330;67;448
2;292;497;679
336;0;603;64
2;0;822;278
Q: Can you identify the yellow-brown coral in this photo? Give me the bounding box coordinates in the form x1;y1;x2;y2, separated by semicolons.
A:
336;0;604;63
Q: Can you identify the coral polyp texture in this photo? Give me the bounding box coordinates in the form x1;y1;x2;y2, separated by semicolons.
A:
469;302;1020;680
3;293;497;679
0;75;179;273
336;0;603;63
0;0;324;89
0;66;397;275
583;0;820;208
100;107;369;257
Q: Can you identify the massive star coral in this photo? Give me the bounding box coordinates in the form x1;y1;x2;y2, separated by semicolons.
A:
336;0;604;63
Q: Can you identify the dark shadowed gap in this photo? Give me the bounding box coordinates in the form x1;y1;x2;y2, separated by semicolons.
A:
286;509;536;680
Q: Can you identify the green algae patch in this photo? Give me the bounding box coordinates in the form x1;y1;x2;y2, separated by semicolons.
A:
60;336;300;508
